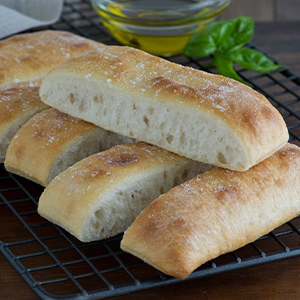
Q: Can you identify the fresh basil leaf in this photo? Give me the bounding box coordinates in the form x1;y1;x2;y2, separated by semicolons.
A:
228;48;284;73
182;16;282;84
182;33;216;57
227;17;254;50
205;19;235;49
206;17;254;51
214;52;246;83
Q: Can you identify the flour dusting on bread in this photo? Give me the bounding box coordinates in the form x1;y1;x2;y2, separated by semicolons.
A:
40;46;288;171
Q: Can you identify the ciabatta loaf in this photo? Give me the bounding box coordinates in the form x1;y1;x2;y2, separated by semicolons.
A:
121;143;300;279
0;83;49;162
38;142;211;242
5;108;132;186
40;46;288;171
0;30;102;162
0;30;101;88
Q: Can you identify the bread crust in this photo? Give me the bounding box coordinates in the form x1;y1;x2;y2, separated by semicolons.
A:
0;83;49;162
121;143;300;279
40;46;288;171
38;142;211;241
0;30;101;88
4;108;132;186
0;30;103;162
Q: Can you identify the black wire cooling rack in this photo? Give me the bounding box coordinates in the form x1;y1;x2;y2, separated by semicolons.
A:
1;0;300;299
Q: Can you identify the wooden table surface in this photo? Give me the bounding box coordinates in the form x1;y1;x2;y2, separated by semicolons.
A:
1;21;300;300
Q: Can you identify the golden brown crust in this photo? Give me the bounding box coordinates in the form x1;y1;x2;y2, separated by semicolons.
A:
0;30;101;87
55;46;285;140
37;142;202;241
0;30;103;162
121;143;300;279
0;82;49;162
41;46;288;169
0;83;48;132
4;108;99;186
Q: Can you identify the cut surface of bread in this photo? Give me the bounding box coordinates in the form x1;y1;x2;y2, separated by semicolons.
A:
38;142;212;242
0;83;49;162
0;30;101;88
40;46;288;171
121;143;300;279
5;108;132;186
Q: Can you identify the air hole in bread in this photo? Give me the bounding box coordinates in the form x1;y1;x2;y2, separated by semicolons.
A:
133;104;137;110
173;175;181;186
79;102;85;111
148;107;154;115
180;132;186;144
163;171;168;181
103;109;107;116
182;169;189;181
166;134;174;144
93;220;100;230
218;152;227;164
92;209;104;232
93;96;99;103
69;93;75;104
160;186;164;194
143;116;149;126
128;131;134;137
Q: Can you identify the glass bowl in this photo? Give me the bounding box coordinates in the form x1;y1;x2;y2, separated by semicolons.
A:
91;0;231;57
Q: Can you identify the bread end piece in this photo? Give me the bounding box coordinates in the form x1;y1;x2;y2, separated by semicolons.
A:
121;143;300;279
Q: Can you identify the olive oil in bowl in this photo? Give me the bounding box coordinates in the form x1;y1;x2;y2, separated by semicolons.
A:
91;0;231;56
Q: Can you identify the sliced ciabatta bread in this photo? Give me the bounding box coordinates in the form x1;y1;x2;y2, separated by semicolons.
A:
38;142;212;242
0;30;103;162
40;46;288;171
0;82;49;162
121;143;300;279
0;30;101;88
5;108;132;186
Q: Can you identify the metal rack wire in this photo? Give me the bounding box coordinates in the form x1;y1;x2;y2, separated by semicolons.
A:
1;0;300;299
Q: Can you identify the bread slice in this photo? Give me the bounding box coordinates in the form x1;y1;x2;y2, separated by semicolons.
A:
38;142;211;242
0;82;49;162
5;108;132;186
0;30;103;162
121;143;300;279
0;30;101;88
40;46;288;171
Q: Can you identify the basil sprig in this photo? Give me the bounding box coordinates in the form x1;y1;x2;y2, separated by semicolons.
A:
182;17;283;83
